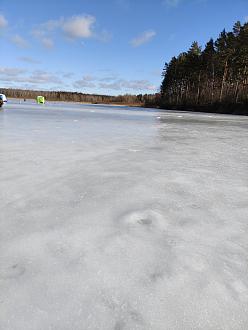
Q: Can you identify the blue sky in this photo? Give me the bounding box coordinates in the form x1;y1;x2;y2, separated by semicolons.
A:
0;0;247;95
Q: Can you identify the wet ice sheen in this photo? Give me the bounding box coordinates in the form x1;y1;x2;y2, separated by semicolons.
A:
1;100;248;330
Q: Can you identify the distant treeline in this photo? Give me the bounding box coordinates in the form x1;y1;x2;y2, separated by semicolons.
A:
160;21;248;115
1;88;157;106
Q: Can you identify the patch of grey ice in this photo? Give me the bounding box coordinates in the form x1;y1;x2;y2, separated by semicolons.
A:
120;209;168;232
0;263;25;280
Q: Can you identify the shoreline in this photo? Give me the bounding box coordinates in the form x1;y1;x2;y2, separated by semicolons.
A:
8;97;144;108
6;97;248;116
159;103;248;116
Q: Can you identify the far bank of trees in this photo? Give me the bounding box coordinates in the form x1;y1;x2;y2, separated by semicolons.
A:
160;21;248;114
0;88;157;107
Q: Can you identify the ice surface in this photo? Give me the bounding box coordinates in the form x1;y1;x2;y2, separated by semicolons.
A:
1;100;248;329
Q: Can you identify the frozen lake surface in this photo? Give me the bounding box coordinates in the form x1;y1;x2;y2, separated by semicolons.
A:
1;100;248;329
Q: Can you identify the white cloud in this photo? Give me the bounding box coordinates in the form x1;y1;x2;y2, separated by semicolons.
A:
0;67;26;77
131;30;156;47
27;70;62;84
11;35;29;48
63;72;74;78
73;75;97;88
31;28;45;39
31;14;110;46
0;67;62;86
82;75;96;81
18;56;41;64
31;28;54;49
73;80;96;89
41;37;54;49
99;81;121;91
41;18;63;31
62;15;96;39
100;74;119;82
0;14;8;28
99;79;157;92
122;79;157;91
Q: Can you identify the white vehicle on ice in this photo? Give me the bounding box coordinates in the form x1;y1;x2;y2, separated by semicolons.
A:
0;94;7;107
